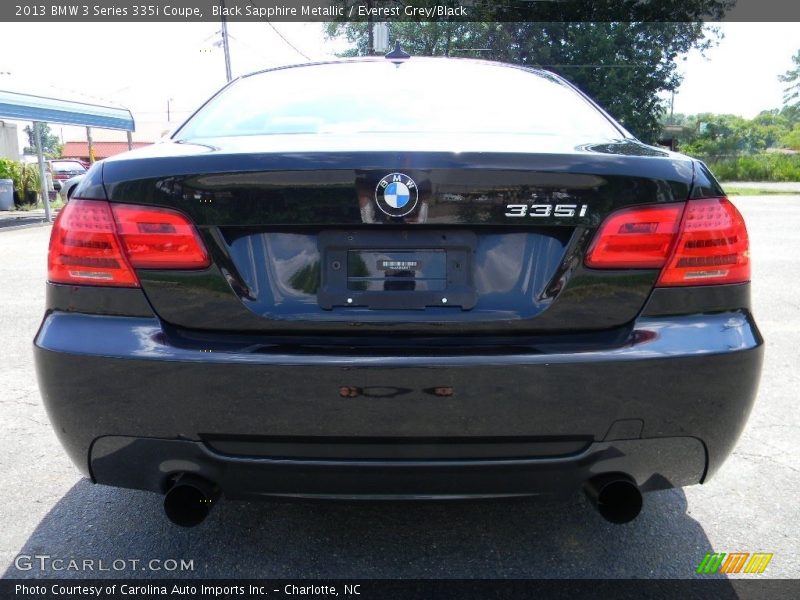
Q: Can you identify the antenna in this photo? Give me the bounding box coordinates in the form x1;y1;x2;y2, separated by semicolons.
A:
385;41;411;64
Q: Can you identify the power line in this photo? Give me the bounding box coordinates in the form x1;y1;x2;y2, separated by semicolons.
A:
247;1;310;61
226;32;274;64
265;22;311;61
538;64;648;68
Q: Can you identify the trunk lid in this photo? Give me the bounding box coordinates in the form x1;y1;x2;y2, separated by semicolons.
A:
101;134;694;335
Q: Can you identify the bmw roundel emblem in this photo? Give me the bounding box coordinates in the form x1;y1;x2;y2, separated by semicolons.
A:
375;172;419;217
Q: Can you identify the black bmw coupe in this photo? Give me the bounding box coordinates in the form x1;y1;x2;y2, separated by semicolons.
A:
34;55;763;526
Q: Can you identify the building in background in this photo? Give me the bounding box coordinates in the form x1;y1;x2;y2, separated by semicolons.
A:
62;140;152;163
0;120;20;160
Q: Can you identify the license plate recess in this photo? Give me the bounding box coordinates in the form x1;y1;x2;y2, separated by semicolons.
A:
317;230;477;310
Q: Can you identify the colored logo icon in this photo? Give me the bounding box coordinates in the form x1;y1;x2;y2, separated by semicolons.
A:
696;552;773;574
375;173;419;217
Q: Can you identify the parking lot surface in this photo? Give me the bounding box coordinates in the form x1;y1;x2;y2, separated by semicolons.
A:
1;195;798;579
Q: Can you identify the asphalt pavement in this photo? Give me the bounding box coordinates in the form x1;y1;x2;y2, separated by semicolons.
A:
0;195;798;579
0;209;54;231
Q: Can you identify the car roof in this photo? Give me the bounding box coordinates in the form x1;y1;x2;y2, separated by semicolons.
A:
240;55;560;84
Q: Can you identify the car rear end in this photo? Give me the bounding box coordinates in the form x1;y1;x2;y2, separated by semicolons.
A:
49;160;87;192
33;59;763;525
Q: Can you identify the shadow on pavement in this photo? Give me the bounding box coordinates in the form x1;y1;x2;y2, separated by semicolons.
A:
0;215;51;230
4;478;732;580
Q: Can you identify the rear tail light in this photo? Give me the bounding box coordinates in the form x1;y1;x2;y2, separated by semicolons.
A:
657;197;749;286
585;197;750;286
48;199;209;287
112;204;210;269
585;203;684;269
48;199;138;287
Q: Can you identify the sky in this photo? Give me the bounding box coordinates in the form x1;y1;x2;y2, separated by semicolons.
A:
670;23;798;117
0;21;797;149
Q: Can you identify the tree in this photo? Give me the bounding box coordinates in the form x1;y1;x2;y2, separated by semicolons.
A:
779;50;800;108
780;103;800;129
660;109;800;156
781;127;800;151
325;13;730;142
23;123;62;158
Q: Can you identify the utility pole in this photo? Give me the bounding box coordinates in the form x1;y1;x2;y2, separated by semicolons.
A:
33;122;51;222
220;0;232;82
366;0;373;55
86;126;94;164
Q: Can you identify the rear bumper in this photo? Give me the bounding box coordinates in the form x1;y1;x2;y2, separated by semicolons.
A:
90;436;704;500
34;310;763;498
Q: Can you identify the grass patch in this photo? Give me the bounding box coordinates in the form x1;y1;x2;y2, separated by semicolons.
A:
13;195;65;211
706;154;800;182
723;187;798;196
13;202;40;212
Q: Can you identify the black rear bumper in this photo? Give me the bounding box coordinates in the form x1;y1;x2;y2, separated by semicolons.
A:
34;307;763;498
90;436;705;500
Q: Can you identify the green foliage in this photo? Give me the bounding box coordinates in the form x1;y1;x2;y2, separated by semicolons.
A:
709;154;800;182
0;158;22;186
0;158;40;202
325;17;727;143
781;126;800;151
666;105;800;158
780;104;800;127
664;106;800;180
20;163;40;199
779;49;800;108
23;123;62;158
679;114;769;157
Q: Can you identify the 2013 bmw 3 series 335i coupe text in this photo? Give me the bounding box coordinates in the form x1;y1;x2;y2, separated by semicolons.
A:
34;55;763;527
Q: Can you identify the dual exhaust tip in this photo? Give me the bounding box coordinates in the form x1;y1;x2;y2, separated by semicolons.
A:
162;472;643;526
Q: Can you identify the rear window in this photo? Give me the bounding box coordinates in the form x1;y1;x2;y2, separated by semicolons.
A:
51;161;85;173
175;60;622;140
